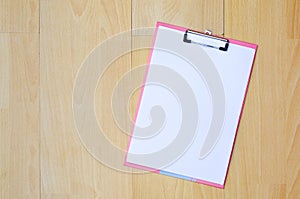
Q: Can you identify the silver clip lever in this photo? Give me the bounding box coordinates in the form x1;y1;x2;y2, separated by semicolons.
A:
183;29;229;51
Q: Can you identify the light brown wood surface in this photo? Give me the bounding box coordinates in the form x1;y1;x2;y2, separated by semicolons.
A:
0;0;39;32
0;0;299;198
0;34;40;198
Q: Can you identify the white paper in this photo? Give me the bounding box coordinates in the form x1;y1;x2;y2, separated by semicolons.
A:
126;25;256;186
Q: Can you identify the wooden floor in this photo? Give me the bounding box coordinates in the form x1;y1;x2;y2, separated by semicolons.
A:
0;0;299;198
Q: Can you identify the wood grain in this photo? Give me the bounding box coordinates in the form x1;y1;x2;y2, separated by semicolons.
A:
285;40;300;199
286;0;300;39
132;0;223;34
0;0;299;198
40;0;132;198
0;0;39;32
0;35;9;108
0;33;39;198
225;0;299;198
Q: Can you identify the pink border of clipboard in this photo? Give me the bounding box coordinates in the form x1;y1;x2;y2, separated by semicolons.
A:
124;21;258;189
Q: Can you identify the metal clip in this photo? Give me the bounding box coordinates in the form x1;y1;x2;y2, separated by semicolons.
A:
183;29;229;51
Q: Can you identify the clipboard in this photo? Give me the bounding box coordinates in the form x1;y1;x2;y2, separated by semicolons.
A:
124;22;257;188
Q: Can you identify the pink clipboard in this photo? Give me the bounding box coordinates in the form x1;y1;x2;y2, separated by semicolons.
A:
124;22;258;188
